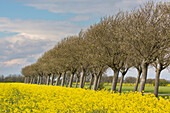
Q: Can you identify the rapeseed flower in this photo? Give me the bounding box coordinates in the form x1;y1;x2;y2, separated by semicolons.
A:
0;83;169;113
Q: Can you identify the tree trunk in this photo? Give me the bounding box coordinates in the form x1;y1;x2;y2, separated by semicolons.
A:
27;77;29;84
37;75;40;85
32;77;35;84
56;74;61;86
92;75;99;90
30;77;33;84
28;77;30;83
96;74;102;90
118;74;125;93
139;61;149;93
79;69;85;88
65;76;69;87
134;70;142;92
39;76;42;85
50;74;54;85
61;72;66;87
111;70;119;92
46;75;50;85
89;74;94;89
75;77;79;88
154;69;161;97
69;73;74;87
25;77;27;83
24;77;27;83
83;75;86;87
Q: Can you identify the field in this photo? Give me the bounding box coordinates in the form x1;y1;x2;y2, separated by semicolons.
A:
104;85;170;94
72;84;170;94
0;83;170;113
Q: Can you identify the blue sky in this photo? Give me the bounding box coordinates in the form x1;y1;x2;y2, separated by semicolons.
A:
0;0;169;80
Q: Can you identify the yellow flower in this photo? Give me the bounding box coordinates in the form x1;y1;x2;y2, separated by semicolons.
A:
0;83;169;113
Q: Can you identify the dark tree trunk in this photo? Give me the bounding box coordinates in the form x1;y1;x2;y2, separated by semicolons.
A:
69;73;74;87
82;75;86;87
61;72;66;87
56;74;61;86
111;70;119;92
79;69;85;88
92;75;99;90
139;61;149;93
154;69;161;97
50;74;54;85
134;69;142;92
96;74;102;90
65;76;69;87
89;74;94;89
118;68;129;93
75;77;79;88
118;74;125;93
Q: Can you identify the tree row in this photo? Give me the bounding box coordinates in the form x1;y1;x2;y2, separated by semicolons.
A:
22;1;170;97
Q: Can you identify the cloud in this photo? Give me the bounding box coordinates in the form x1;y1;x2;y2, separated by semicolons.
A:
0;17;81;41
14;0;164;14
0;58;28;67
0;17;83;75
0;17;82;62
70;15;91;21
0;35;54;61
12;0;164;23
14;0;117;14
0;34;55;76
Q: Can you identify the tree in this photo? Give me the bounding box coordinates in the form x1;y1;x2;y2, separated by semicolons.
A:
132;60;142;92
124;1;169;92
85;13;127;92
118;66;130;93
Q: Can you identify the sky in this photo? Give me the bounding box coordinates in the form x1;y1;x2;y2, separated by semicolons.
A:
0;0;169;80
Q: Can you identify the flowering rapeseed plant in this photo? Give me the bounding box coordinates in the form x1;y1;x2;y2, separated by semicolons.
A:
0;83;169;113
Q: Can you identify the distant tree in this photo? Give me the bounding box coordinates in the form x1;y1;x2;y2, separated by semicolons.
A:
152;79;169;86
0;75;4;82
146;79;154;84
1;74;24;83
125;76;136;83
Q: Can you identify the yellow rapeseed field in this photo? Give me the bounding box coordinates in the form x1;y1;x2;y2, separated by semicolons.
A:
0;83;169;113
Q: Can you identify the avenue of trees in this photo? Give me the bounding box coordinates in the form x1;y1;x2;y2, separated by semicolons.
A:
22;1;170;97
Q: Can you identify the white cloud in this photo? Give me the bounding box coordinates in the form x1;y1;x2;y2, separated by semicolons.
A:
0;58;28;67
0;17;83;75
0;17;81;41
70;15;91;21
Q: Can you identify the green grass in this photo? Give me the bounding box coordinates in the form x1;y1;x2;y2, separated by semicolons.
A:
72;84;170;94
104;85;170;94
